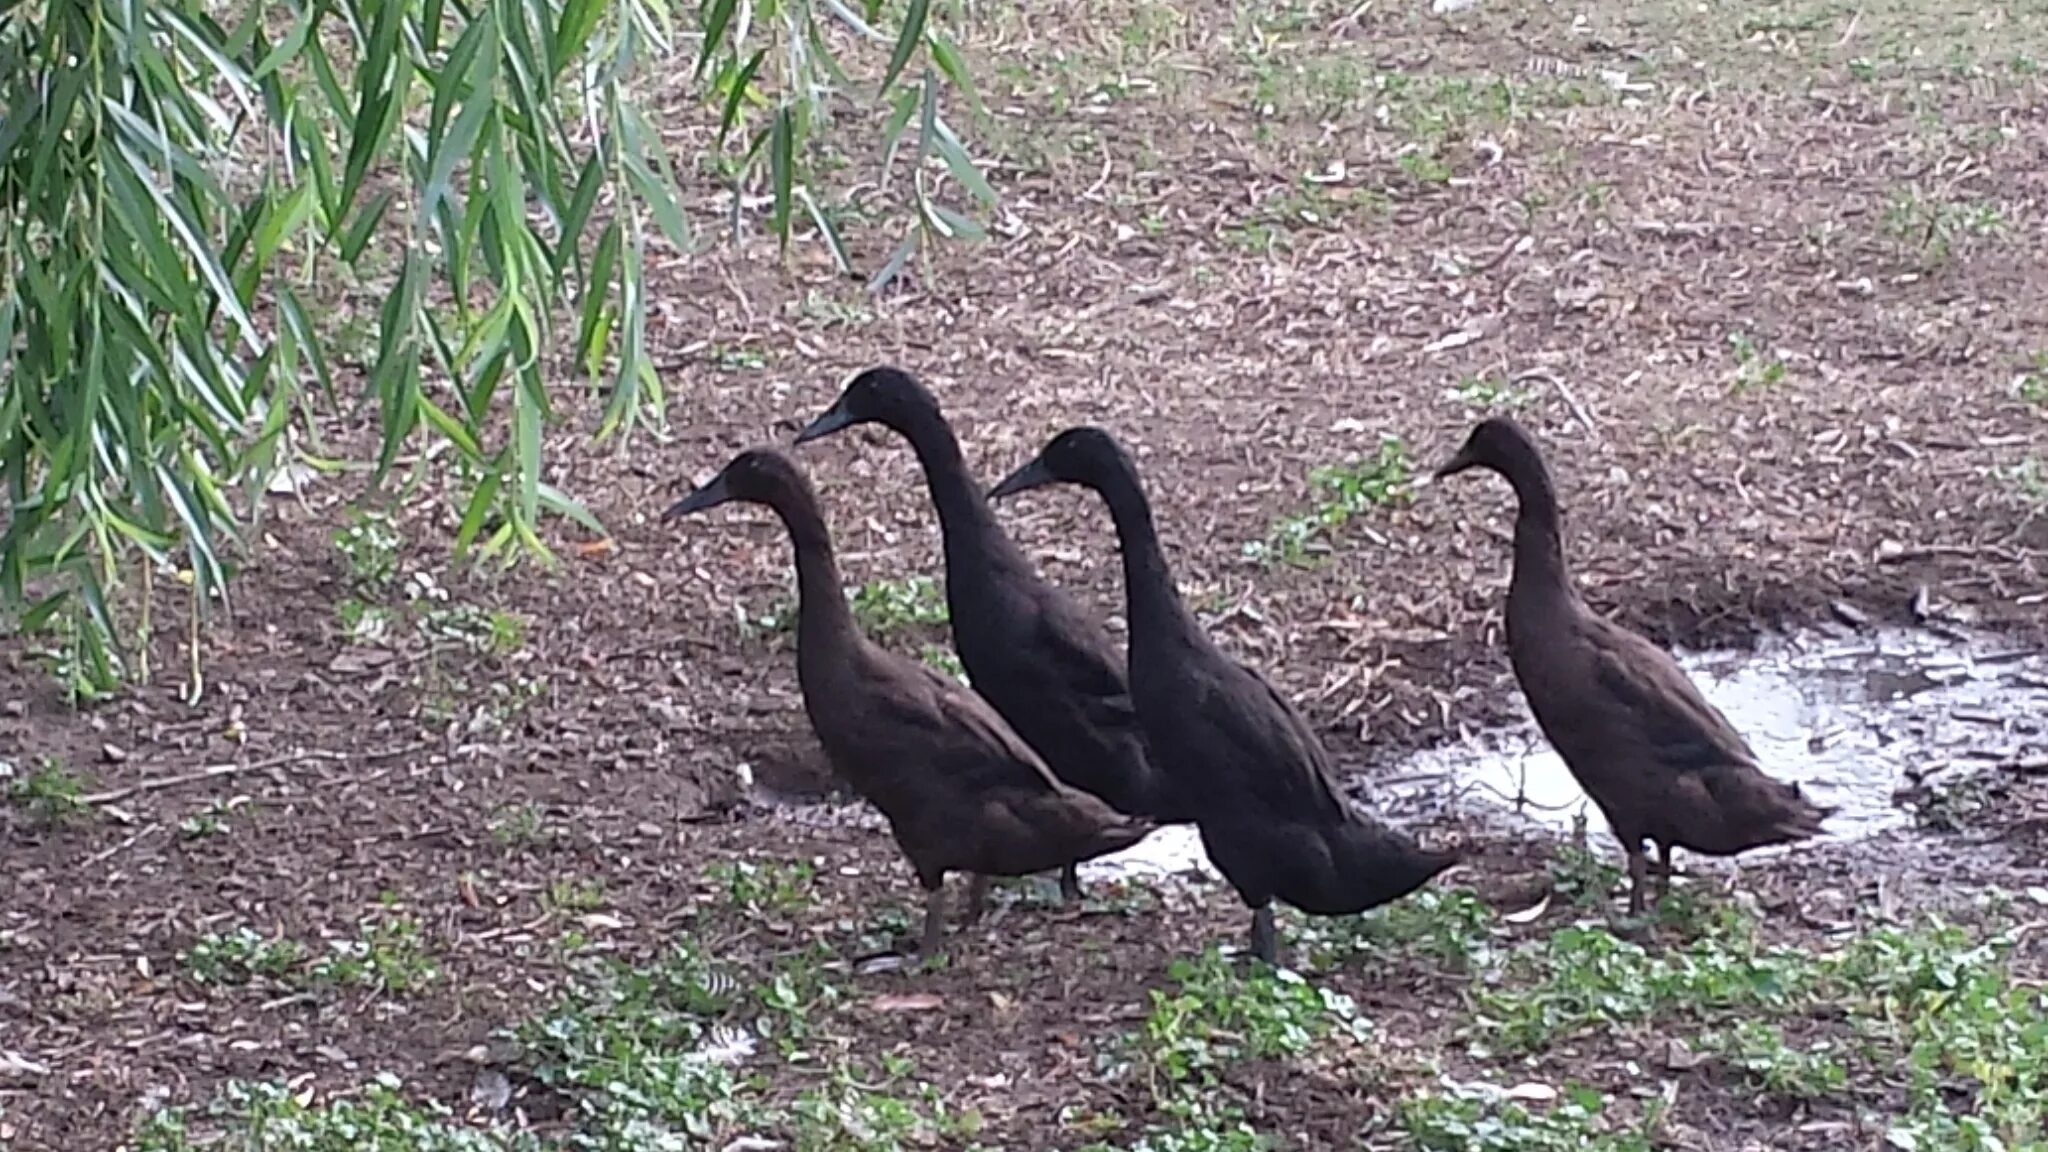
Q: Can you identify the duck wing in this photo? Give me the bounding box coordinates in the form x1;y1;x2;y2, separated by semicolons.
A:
901;656;1070;794
1585;616;1761;774
1205;660;1349;822
1028;602;1144;730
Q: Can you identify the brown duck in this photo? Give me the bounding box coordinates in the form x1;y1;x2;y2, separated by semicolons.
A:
1432;416;1834;914
989;427;1460;963
664;448;1154;954
794;367;1195;903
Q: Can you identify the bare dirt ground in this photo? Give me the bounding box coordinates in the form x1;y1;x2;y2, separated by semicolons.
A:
5;0;2048;1149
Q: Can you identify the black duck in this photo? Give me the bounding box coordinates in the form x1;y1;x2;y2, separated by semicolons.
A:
987;427;1459;963
1432;416;1834;914
665;448;1154;954
794;367;1194;901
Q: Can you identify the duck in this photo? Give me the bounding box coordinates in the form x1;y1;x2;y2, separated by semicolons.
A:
987;427;1460;963
1430;416;1833;915
793;367;1195;903
664;448;1155;954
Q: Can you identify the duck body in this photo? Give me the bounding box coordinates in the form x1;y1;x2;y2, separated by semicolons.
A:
795;370;1194;833
989;427;1460;961
666;448;1153;952
1436;417;1833;913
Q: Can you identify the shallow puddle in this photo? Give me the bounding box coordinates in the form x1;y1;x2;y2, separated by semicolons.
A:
756;624;2047;884
1386;624;2048;844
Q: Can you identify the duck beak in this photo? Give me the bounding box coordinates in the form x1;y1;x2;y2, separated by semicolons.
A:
793;402;855;445
663;473;734;521
1430;448;1478;482
987;457;1057;502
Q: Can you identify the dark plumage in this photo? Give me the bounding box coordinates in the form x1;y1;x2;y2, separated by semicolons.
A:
1432;416;1834;914
987;427;1460;963
665;448;1154;954
794;367;1194;903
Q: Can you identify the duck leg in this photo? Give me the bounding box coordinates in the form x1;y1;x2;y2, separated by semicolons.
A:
919;882;948;956
1059;862;1084;904
1249;904;1278;965
962;873;992;924
1625;845;1649;917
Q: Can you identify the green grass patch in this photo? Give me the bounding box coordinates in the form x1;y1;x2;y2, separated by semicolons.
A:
1246;436;1417;566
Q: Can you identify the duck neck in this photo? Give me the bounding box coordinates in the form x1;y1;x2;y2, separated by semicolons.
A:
1504;460;1575;606
893;407;1029;580
771;495;859;647
1093;461;1193;645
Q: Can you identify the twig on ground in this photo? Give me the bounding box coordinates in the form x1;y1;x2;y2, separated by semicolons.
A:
80;744;423;806
83;824;162;868
1515;368;1600;441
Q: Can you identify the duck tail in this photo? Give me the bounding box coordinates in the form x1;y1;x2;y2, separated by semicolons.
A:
1100;814;1156;853
1758;780;1834;843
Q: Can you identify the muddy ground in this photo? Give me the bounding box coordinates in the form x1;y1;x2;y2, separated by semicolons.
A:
4;0;2048;1149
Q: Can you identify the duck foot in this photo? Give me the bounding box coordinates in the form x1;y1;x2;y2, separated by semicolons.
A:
1059;863;1084;905
1249;905;1278;965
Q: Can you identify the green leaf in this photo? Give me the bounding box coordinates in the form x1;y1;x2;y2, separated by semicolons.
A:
696;0;741;80
338;189;396;265
868;231;919;294
931;123;998;207
769;105;795;249
797;189;852;273
553;0;608;76
715;49;767;148
878;0;931;95
927;33;983;119
255;181;320;263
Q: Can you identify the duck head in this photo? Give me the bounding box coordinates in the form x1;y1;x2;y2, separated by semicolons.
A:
1431;416;1545;482
986;426;1125;501
793;365;937;444
664;447;808;520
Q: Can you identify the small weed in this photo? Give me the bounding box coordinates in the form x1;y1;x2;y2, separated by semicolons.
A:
796;289;874;327
1907;772;2003;832
180;927;303;986
1704;1019;1850;1099
489;802;547;848
1221;218;1286;253
710;343;768;371
1449;374;1534;411
1246;437;1416;566
757;944;846;1050
706;859;817;915
1400;1083;1657;1152
311;912;439;994
1396;148;1453;186
1137;948;1368;1092
334;596;395;645
178;799;238;839
789;1063;983;1151
548;877;606;912
419;603;529;658
847;576;948;635
6;757;91;824
333;507;401;589
2017;354;2048;407
1297;888;1495;970
919;643;969;683
735;595;797;640
134;1078;538;1152
1882;188;2009;264
1727;331;1788;393
2006;458;2048;508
